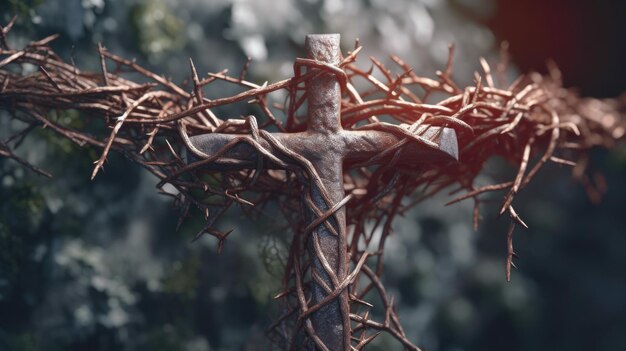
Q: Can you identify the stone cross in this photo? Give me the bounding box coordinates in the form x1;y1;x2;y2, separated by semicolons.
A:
187;34;458;350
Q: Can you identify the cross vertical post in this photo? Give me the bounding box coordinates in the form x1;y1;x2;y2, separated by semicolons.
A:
302;34;349;350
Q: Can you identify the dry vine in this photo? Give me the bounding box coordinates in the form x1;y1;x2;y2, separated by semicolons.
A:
1;16;624;350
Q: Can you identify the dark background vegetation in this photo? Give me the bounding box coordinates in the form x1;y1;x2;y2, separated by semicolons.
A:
1;0;625;350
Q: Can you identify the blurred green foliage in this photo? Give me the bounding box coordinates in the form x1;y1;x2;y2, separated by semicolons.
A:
129;2;185;56
0;183;45;284
162;255;200;301
1;0;44;17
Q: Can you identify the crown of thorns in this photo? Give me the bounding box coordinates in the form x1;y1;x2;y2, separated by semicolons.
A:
1;16;623;349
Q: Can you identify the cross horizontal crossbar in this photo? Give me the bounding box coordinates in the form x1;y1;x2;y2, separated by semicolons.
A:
186;125;458;170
